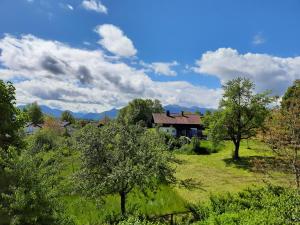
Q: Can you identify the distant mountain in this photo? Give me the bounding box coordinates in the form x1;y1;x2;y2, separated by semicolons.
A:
18;104;214;120
18;105;118;120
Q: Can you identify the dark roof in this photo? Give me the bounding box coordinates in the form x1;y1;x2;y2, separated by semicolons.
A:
25;122;43;128
152;112;201;125
59;121;71;127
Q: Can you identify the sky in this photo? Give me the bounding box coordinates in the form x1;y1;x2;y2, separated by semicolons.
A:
0;0;300;113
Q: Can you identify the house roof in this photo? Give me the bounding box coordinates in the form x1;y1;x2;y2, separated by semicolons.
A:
152;112;201;125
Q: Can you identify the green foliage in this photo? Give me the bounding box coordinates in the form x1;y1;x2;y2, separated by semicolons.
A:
176;137;212;155
190;185;300;225
206;77;273;160
117;99;164;127
117;217;163;225
61;111;75;124
159;132;191;151
0;80;26;150
0;147;74;225
264;79;300;189
28;128;62;153
281;79;300;110
74;122;175;215
25;102;44;125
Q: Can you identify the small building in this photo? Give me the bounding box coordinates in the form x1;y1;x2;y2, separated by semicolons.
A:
152;111;203;138
24;122;43;135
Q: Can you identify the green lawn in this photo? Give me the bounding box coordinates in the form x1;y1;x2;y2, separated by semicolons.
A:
174;139;294;203
59;139;294;224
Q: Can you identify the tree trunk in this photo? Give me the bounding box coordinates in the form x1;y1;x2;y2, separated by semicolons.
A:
120;191;126;216
233;141;240;160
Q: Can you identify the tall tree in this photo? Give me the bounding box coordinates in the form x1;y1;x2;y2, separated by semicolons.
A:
27;102;44;125
61;111;75;124
264;80;300;189
207;78;273;160
0;80;25;150
117;99;164;127
74;122;174;215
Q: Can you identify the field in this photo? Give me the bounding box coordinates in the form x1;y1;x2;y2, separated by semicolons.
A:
60;139;294;224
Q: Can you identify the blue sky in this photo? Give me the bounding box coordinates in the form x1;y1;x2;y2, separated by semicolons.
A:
0;0;300;112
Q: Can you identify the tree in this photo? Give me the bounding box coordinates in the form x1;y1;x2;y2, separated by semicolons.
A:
74;122;174;216
61;111;75;124
0;147;73;225
207;78;273;160
117;99;164;127
26;102;44;125
281;79;300;110
264;80;300;189
0;80;26;150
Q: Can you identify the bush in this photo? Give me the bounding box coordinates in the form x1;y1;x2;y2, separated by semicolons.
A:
117;217;163;225
29;129;61;153
189;185;300;225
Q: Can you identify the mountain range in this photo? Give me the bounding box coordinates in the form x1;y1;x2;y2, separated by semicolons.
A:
18;105;214;121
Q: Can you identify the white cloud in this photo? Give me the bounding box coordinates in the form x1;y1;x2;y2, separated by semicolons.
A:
95;24;137;58
252;33;266;45
67;4;74;10
141;61;179;76
82;0;107;14
194;48;300;95
0;34;221;112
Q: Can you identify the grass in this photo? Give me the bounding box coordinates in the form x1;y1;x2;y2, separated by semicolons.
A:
58;149;186;224
58;139;293;224
174;139;294;203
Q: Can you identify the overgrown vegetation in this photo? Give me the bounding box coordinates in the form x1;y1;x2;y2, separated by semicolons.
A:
188;185;299;224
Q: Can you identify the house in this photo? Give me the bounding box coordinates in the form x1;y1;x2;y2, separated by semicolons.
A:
152;111;203;138
24;122;43;135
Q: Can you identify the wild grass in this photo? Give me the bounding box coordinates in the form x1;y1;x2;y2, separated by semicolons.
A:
58;139;293;224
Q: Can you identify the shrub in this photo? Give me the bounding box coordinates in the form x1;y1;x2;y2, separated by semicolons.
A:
189;185;300;225
29;129;61;152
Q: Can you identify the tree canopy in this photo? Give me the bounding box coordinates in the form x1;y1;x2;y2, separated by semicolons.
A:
26;102;44;125
264;80;300;189
117;99;164;127
61;111;75;124
206;77;273;160
0;80;25;150
74;122;174;215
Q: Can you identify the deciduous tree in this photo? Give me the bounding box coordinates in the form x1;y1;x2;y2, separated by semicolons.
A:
264;80;300;189
61;111;75;124
0;80;25;150
207;78;273;160
117;99;164;127
74;122;174;215
26;102;44;125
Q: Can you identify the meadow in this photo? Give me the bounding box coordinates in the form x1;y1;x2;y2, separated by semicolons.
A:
59;139;293;224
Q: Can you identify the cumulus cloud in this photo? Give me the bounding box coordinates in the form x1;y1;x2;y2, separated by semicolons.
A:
82;0;107;14
141;61;179;76
95;24;137;57
194;48;300;95
0;34;221;112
